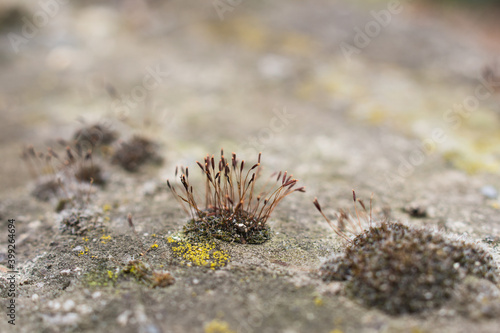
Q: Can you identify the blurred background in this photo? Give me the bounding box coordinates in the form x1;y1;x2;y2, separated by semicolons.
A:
1;0;499;195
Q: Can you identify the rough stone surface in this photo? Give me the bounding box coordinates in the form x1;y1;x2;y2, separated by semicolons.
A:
1;1;500;332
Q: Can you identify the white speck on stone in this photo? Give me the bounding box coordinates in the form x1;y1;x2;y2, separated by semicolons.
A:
141;181;157;196
62;300;75;312
28;220;43;229
144;324;162;333
117;310;132;327
481;185;498;199
76;304;93;315
258;54;292;79
92;291;102;299
32;294;39;301
193;278;199;285
72;246;84;252
42;313;80;326
48;301;61;311
135;305;148;323
60;269;72;276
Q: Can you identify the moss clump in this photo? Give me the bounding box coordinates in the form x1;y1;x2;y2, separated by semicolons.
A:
167;150;304;245
73;123;117;148
31;177;61;202
74;165;105;185
57;208;103;235
320;222;498;314
112;136;162;172
22;144;105;209
167;236;230;269
183;208;271;244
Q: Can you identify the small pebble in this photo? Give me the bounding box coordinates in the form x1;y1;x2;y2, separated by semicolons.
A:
62;300;75;312
403;202;427;218
481;185;498;199
48;301;61;311
72;246;84;252
117;310;132;327
77;304;93;315
144;324;162;333
141;181;157;196
28;220;42;229
42;313;80;326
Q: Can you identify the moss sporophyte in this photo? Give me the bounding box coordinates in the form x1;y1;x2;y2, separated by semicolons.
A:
21;143;104;211
167;149;305;244
314;192;498;315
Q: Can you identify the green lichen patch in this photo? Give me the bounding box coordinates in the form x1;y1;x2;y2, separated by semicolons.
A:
82;262;118;288
83;260;175;289
320;222;498;315
122;260;175;288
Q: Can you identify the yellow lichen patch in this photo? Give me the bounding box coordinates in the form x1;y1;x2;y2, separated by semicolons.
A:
204;319;235;333
314;296;324;307
222;18;267;50
102;203;112;212
295;80;318;100
78;246;89;256
100;234;112;244
367;108;388;125
150;243;158;249
443;150;499;174
167;237;230;269
279;32;317;56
